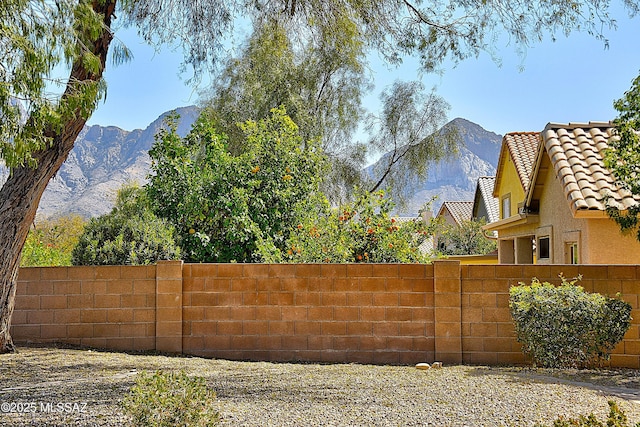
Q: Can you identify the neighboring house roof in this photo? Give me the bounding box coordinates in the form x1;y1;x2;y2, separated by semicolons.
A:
473;176;499;223
493;132;540;197
437;201;474;226
526;122;640;215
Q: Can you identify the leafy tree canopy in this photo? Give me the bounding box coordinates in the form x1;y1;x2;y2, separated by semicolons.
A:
604;71;640;239
146;106;327;262
127;0;640;76
200;18;370;202
0;0;120;168
436;218;497;256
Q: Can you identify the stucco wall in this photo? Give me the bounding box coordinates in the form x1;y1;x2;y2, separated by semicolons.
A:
536;157;640;264
584;219;640;264
495;155;526;220
536;164;588;263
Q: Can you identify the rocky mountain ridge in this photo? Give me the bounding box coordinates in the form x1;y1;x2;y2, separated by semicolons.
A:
2;108;501;220
367;117;502;216
35;106;200;219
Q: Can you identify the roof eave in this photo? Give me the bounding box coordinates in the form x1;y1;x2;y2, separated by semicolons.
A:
492;143;510;198
482;213;540;231
525;129;549;207
573;209;609;219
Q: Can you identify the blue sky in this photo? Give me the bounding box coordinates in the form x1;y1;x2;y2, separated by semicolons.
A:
87;9;640;138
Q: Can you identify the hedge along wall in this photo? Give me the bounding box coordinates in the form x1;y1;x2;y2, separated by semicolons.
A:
12;261;640;367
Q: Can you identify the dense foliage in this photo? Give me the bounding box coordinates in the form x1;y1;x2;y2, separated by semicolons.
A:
282;189;435;263
121;370;220;427
437;219;497;256
604;72;640;240
509;276;631;368
0;0;115;168
72;185;180;265
21;215;86;267
146;107;326;263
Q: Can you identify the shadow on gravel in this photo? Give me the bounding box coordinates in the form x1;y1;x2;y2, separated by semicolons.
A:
466;366;640;403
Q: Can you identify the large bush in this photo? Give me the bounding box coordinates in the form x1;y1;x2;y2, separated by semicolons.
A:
121;370;219;427
509;276;632;368
72;185;180;265
146;106;327;262
281;189;435;263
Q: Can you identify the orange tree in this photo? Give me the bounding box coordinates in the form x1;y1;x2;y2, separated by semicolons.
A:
146;106;327;262
283;189;436;263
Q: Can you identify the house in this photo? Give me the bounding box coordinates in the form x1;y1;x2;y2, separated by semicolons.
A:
484;122;640;264
436;201;474;227
472;176;499;224
484;132;540;263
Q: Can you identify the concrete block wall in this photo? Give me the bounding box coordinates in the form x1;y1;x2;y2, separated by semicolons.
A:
181;263;435;364
11;261;640;367
14;265;157;351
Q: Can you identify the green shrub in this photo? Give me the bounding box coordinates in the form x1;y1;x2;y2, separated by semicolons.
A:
72;185;180;265
538;400;640;426
509;276;632;368
284;188;435;263
21;214;86;266
121;370;220;427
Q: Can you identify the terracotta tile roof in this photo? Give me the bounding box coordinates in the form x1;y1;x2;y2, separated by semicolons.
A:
538;122;640;213
438;201;474;225
504;132;540;190
474;176;499;223
493;132;540;198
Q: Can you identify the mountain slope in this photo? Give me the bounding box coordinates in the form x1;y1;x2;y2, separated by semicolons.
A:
22;110;501;220
36;106;200;218
366;117;502;216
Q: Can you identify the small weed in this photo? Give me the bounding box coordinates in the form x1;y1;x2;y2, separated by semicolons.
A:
121;370;219;426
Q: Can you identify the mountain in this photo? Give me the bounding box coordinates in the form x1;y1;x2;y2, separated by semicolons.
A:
366;117;502;216
12;110;501;220
33;106;200;219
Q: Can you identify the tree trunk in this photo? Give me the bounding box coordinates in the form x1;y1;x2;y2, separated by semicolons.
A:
0;0;116;353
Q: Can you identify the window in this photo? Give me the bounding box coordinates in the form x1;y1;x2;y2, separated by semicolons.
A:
566;242;579;264
538;236;550;259
501;194;511;219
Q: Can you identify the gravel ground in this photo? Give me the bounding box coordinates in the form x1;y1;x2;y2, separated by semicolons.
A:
1;345;640;426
